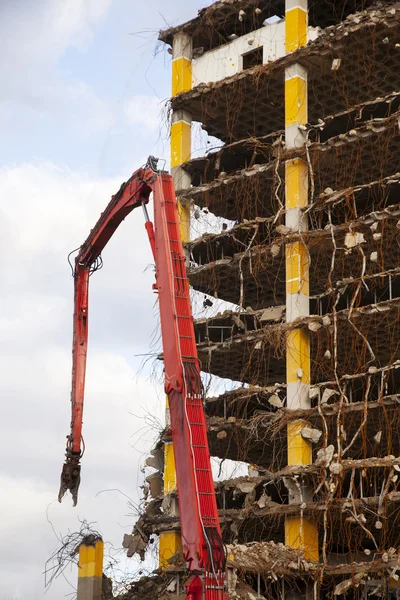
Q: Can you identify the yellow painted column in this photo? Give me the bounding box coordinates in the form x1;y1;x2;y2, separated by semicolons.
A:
170;31;192;243
77;537;104;600
159;438;181;568
284;0;318;562
159;31;192;570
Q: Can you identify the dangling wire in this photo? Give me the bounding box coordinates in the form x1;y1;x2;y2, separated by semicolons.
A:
88;255;104;276
67;247;80;277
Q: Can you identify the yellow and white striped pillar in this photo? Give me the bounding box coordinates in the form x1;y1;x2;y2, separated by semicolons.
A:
77;537;104;600
171;31;192;242
159;31;193;569
284;0;318;562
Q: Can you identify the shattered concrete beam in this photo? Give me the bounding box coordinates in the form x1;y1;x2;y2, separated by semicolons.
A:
159;0;377;50
194;305;285;346
206;383;286;419
204;360;400;419
197;326;285;385
120;574;187;600
184;92;400;186
215;455;400;490
170;5;400;141
189;204;400;309
308;173;400;213
181;159;278;221
184;110;400;185
142;452;400;520
227;540;314;577
142;392;400;479
206;415;284;468
145;394;283;467
123;540;400;587
188;196;400;261
184;131;282;189
184;130;282;186
195;297;400;384
121;546;400;596
187;174;400;261
129;492;400;550
205;394;400;466
146;462;400;518
188;216;276;262
192;268;400;341
228;541;400;579
309;91;400;142
181;113;400;220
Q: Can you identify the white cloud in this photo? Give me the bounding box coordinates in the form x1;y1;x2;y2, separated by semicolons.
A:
0;2;227;598
124;95;166;133
41;78;116;132
0;161;114;254
0;161;164;598
0;0;111;101
0;0;115;138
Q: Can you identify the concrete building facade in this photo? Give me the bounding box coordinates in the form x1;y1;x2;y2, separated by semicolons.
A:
123;2;400;599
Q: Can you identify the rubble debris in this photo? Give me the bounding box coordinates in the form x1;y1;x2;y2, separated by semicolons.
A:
145;447;164;471
123;523;148;560
145;472;163;499
120;574;186;600
227;541;312;575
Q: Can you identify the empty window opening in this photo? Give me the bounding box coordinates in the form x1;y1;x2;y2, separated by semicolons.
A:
242;47;263;70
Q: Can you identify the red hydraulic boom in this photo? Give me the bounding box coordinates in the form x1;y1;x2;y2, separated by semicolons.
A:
59;158;227;600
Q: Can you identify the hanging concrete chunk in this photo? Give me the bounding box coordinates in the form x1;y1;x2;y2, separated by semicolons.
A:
334;573;365;595
268;394;284;408
315;445;335;467
345;231;365;248
300;427;322;444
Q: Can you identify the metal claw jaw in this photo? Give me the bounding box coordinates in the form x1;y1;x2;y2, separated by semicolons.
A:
58;460;81;507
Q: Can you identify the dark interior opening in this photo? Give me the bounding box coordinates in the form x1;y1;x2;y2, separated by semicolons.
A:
242;46;263;70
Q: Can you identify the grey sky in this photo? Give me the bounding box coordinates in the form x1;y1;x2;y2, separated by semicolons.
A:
0;1;215;597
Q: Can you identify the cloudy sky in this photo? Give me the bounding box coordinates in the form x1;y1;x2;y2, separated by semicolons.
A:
0;1;222;597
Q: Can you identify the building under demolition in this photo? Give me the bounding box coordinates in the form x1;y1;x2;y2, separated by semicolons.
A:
123;1;400;599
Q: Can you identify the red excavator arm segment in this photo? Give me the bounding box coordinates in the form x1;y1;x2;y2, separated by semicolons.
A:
58;165;157;505
59;160;227;600
76;166;155;267
151;174;225;579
